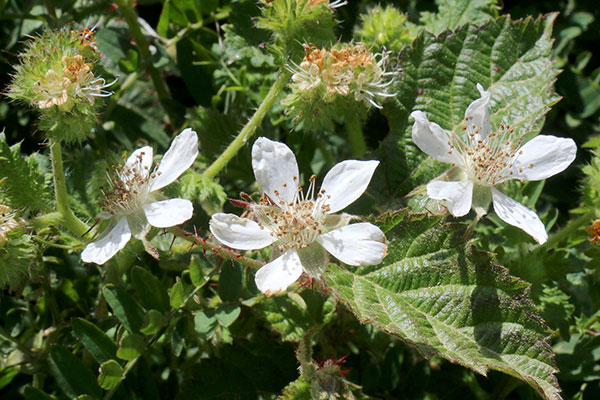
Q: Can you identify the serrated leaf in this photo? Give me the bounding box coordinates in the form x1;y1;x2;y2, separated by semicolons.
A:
47;345;102;398
103;285;145;334
130;266;170;313
420;0;499;35
324;211;560;400
72;318;118;364
378;14;560;199
215;304;241;328
116;334;145;361
97;360;124;390
260;290;336;342
0;132;52;211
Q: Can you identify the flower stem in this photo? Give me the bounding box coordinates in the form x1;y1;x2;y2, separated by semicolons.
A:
167;227;265;269
297;328;318;381
202;70;291;180
345;112;367;158
50;141;90;237
115;0;181;127
543;209;596;249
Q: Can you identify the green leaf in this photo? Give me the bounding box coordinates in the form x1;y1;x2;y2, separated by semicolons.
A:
189;255;209;288
130;266;170;313
0;132;52;211
215;304;241;328
24;387;55;400
194;310;218;339
103;284;145;334
47;345;102;398
378;14;560;199
324;211;560;400
140;309;165;336
97;360;124;390
169;278;185;309
420;0;499;35
218;263;243;302
260;290;336;342
116;334;145;361
72;318;118;364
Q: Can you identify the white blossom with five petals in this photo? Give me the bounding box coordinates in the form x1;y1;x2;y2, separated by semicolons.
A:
210;137;387;296
81;129;199;264
411;84;577;244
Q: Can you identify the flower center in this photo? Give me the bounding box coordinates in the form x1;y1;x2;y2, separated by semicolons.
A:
254;175;331;250
99;152;158;216
453;118;524;186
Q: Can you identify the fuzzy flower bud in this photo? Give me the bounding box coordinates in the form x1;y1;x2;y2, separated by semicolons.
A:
355;5;420;52
6;28;114;142
285;42;397;131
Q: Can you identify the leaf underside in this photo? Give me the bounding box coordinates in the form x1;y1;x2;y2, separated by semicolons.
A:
324;211;561;400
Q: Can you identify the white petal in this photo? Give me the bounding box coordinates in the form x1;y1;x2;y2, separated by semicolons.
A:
464;83;491;141
121;146;153;187
491;188;547;244
317;223;386;266
143;198;193;228
427;180;474;217
508;135;577;181
210;213;276;250
255;249;303;296
252;137;299;207
320;160;379;214
410;111;463;165
81;217;131;265
150;128;199;191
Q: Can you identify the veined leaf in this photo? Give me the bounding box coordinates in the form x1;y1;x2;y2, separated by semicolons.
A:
377;14;560;199
103;284;145;334
47;345;102;399
420;0;499;35
324;211;560;400
72;318;118;364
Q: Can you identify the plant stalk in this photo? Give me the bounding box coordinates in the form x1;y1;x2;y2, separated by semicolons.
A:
202;70;291;180
115;0;181;127
543;209;596;249
49;141;89;237
345;112;367;158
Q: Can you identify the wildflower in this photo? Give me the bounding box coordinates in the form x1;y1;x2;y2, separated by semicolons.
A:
586;219;600;245
81;129;198;264
411;84;577;244
289;42;395;109
210;137;387;296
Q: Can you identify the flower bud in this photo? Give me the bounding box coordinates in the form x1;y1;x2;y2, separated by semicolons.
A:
6;28;114;143
355;5;420;52
285;42;398;131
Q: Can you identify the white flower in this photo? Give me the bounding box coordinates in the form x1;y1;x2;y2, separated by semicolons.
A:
210;137;387;296
411;84;577;244
81;129;199;264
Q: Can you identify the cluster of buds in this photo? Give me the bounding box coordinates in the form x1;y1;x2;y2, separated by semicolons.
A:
285;42;396;131
355;5;419;53
6;28;114;142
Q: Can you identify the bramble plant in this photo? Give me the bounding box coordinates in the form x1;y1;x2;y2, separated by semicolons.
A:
1;1;599;400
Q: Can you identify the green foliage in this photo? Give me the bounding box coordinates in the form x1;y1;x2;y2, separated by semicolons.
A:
0;133;52;211
420;0;500;34
325;211;559;400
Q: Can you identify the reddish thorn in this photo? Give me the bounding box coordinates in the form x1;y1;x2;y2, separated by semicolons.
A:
209;282;219;287
169;234;176;251
228;198;251;209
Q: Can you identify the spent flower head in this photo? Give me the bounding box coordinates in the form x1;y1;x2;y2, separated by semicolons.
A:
286;42;397;131
81;129;198;265
6;28;114;142
411;84;577;244
210;137;387;296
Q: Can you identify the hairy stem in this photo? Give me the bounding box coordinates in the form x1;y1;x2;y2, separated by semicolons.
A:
115;0;181;127
167;227;265;269
543;209;596;249
345;112;366;158
297;328;318;381
50;141;89;237
202;70;291;180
